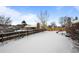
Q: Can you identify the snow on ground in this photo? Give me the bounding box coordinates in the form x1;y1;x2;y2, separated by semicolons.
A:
0;31;78;53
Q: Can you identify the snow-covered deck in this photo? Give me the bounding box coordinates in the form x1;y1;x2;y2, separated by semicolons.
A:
0;31;78;53
72;20;79;24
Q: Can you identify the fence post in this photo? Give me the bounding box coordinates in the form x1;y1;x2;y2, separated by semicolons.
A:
1;34;3;42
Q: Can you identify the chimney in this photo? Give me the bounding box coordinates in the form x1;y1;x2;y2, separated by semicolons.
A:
37;23;40;29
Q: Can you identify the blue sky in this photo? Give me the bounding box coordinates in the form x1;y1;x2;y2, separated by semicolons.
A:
7;6;79;16
0;6;79;26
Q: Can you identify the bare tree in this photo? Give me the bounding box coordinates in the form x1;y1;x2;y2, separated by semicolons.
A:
73;16;78;21
22;20;27;26
38;10;49;30
0;16;11;25
50;22;57;28
59;17;65;27
21;20;27;28
0;16;12;33
75;16;78;20
59;16;72;28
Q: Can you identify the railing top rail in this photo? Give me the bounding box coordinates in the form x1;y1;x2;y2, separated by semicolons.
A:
0;30;33;36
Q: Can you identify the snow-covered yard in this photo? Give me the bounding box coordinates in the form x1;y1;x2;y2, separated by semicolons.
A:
0;31;78;53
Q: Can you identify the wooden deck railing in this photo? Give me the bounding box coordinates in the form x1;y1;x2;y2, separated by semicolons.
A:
0;29;44;42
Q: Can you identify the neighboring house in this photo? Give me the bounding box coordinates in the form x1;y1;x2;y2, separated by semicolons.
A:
0;24;18;33
0;23;42;33
22;25;36;30
16;24;24;30
16;23;41;31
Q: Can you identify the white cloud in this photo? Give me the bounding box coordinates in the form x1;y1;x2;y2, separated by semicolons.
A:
0;6;22;25
0;6;40;25
0;6;21;16
20;14;40;25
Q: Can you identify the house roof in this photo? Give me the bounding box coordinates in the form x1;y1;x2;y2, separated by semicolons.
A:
24;25;36;27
